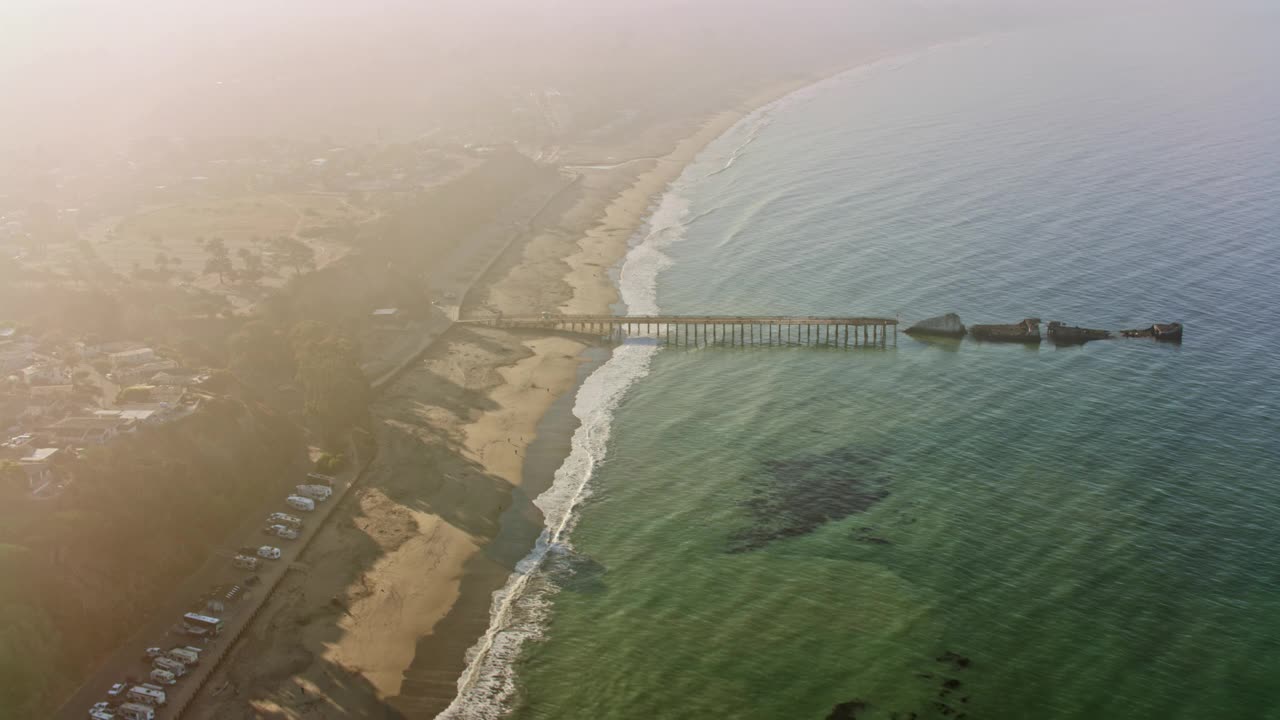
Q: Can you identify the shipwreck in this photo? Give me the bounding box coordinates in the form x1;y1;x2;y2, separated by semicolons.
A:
1121;323;1183;342
969;318;1041;343
1047;322;1111;345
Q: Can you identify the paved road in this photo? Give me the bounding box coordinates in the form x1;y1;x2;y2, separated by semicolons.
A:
54;171;578;720
53;452;365;720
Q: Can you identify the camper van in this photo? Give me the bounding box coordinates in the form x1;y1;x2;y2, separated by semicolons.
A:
295;484;332;501
257;545;282;560
233;554;259;570
148;668;176;685
167;647;200;666
127;684;167;705
117;702;157;720
267;512;303;528
263;524;299;540
285;495;316;512
152;656;187;677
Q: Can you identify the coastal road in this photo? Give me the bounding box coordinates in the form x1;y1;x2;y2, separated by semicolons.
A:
52;451;365;720
54;168;579;720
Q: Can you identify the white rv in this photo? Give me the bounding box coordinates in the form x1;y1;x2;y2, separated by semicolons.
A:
148;668;176;686
285;495;316;512
128;684;167;705
257;545;282;560
117;703;157;720
264;524;299;540
233;554;259;570
295;484;332;501
267;512;303;528
152;656;186;676
167;647;200;666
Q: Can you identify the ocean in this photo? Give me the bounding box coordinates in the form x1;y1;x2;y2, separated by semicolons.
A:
446;6;1280;719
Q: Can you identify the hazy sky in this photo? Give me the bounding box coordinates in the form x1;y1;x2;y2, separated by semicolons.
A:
0;0;1196;154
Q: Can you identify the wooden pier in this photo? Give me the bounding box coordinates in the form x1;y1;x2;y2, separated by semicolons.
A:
461;314;898;348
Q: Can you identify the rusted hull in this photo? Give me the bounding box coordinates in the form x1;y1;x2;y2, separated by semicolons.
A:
970;318;1042;343
1121;323;1183;342
1047;322;1111;345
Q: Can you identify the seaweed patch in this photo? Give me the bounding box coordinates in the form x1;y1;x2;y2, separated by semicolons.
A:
729;446;891;552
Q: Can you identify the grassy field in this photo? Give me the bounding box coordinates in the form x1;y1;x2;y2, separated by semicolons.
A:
95;193;372;290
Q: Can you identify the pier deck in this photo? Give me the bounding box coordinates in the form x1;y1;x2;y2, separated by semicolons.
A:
461;314;898;347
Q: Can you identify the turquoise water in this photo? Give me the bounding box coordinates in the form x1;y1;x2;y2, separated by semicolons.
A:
500;8;1280;720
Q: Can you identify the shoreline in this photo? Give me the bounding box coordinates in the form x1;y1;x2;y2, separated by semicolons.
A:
181;58;885;720
428;66;886;717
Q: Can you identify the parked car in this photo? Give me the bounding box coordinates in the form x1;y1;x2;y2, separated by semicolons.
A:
233;554;259;570
142;647;164;660
89;701;114;719
263;524;299;540
106;682;128;700
286;495;316;512
257;546;282;560
268;512;303;528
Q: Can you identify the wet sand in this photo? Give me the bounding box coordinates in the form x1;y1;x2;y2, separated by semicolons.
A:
183;76;832;720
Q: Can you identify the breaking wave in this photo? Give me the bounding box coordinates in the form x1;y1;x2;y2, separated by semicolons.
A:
435;52;940;718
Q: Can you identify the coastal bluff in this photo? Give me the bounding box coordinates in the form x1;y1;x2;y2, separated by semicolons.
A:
904;313;967;338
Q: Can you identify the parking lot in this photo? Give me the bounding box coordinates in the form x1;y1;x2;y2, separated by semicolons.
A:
56;450;369;720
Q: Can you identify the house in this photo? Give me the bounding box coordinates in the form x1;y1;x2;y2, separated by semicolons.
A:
0;340;36;375
94;408;158;424
28;384;74;398
20;362;70;386
371;308;405;327
40;416;130;445
18;447;60;491
108;347;156;368
114;359;177;384
150;368;207;386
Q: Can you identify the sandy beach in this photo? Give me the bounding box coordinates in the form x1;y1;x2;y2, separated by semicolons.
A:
183;75;834;720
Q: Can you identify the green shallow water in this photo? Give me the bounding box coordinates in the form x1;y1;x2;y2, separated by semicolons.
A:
507;7;1280;720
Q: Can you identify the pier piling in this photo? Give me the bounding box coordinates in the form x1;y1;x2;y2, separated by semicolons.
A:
465;314;897;350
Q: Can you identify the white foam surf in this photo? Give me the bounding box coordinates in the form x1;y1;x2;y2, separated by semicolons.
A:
435;49;956;718
435;149;731;720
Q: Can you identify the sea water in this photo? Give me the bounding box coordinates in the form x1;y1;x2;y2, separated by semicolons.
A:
450;6;1280;719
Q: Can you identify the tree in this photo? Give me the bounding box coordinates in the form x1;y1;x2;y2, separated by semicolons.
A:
270;236;316;276
236;248;265;286
0;461;26;498
154;252;170;273
292;329;369;444
229;320;295;388
202;237;234;284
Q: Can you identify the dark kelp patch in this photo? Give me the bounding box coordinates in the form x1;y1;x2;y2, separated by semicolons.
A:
833;651;975;720
729;446;891;552
543;547;608;595
826;699;869;719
